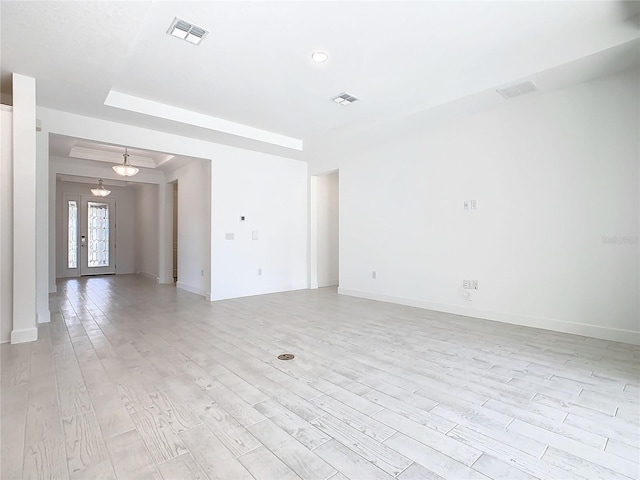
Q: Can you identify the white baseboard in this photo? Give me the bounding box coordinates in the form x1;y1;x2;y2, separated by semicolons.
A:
318;279;339;288
11;327;38;344
209;286;308;302
338;288;640;346
176;281;207;297
56;273;77;279
137;271;159;282
37;310;51;324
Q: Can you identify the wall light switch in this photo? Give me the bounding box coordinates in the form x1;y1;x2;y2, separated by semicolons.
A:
225;233;234;240
252;230;259;240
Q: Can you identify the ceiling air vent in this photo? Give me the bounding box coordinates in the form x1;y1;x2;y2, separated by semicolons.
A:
331;92;359;106
497;81;537;100
167;17;209;45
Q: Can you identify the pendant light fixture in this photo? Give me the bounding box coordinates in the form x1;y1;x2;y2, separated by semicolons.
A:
90;179;111;197
112;147;139;177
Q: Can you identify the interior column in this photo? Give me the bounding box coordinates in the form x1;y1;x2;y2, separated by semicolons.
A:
11;73;38;344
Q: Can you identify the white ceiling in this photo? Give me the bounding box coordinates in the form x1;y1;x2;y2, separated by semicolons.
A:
49;133;198;176
50;135;174;168
1;1;639;159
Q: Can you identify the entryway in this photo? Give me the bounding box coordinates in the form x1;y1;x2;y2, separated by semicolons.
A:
62;192;117;277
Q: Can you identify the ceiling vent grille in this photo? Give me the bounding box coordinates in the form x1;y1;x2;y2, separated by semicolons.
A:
167;17;209;45
331;92;359;106
497;81;537;100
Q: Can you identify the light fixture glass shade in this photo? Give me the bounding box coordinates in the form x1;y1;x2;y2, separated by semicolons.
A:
91;179;111;197
113;148;139;177
112;163;140;176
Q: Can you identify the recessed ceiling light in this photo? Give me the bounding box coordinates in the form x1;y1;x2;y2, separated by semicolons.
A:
167;17;209;45
331;92;359;106
312;51;329;63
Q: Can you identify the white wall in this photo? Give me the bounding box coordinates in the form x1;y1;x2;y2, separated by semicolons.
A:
210;152;308;300
55;181;136;277
166;160;211;296
310;69;640;344
1;106;13;343
316;172;339;287
135;184;160;279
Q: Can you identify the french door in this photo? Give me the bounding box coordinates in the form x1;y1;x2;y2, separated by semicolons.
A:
64;194;116;277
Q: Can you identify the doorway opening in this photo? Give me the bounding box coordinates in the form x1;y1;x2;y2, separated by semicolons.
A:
314;170;339;287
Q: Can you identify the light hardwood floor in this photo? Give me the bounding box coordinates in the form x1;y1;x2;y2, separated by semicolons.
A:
2;275;639;480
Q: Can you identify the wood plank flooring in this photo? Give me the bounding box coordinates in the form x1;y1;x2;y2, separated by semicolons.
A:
2;274;639;479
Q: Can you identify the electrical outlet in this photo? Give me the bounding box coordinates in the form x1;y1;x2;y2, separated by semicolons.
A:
372;271;377;279
225;233;234;240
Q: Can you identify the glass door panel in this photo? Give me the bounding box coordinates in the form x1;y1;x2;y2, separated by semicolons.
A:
87;202;110;267
68;200;78;269
80;197;116;275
